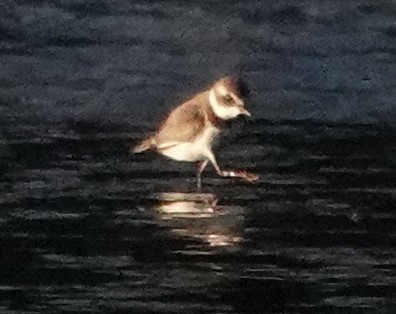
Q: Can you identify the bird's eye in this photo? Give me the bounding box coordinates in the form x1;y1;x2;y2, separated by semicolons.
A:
223;94;233;104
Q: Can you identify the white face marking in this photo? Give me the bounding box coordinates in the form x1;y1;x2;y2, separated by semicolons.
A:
217;85;244;106
209;89;241;120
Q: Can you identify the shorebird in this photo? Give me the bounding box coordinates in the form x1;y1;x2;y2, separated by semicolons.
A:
132;75;259;188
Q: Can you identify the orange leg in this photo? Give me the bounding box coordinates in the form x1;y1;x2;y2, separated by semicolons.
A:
206;150;259;183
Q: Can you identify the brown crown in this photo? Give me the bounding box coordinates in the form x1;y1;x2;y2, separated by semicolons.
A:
215;75;250;98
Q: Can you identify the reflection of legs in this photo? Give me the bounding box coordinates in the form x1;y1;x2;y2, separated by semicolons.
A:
196;159;208;189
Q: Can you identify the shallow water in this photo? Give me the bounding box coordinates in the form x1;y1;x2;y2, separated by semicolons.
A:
1;120;395;313
1;1;396;312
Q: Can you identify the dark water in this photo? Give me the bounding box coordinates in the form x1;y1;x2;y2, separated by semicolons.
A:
1;120;396;313
1;0;396;123
1;0;396;313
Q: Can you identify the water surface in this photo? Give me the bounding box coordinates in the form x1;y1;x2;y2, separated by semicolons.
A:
1;120;395;313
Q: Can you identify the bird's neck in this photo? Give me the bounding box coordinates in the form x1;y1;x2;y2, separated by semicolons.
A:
197;91;224;128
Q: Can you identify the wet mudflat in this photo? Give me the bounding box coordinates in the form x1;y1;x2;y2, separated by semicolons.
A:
0;120;395;313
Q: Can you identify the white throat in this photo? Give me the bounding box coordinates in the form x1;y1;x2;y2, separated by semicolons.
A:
209;89;240;120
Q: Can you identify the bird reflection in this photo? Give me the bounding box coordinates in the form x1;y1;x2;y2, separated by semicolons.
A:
152;192;244;249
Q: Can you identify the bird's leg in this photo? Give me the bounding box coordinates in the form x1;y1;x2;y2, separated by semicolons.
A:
206;150;259;183
218;169;259;182
196;159;209;190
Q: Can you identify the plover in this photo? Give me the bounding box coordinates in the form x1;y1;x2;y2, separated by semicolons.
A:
133;75;259;188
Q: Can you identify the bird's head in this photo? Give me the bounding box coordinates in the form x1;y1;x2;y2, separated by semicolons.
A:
209;75;251;120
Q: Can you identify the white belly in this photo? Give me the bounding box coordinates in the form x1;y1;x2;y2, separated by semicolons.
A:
159;126;220;162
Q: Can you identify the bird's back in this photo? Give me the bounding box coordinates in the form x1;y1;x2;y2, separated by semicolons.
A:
154;92;209;146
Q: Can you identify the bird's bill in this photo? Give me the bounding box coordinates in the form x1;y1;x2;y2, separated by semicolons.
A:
239;107;251;117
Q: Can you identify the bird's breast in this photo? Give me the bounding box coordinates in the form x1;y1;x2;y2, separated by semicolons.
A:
196;125;220;148
159;126;220;162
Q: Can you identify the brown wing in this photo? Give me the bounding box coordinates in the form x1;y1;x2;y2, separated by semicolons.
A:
154;97;206;146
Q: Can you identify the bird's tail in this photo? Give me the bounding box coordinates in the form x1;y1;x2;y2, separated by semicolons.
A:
132;137;155;153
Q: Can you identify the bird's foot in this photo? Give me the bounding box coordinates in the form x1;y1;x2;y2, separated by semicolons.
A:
235;170;259;183
221;170;259;183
